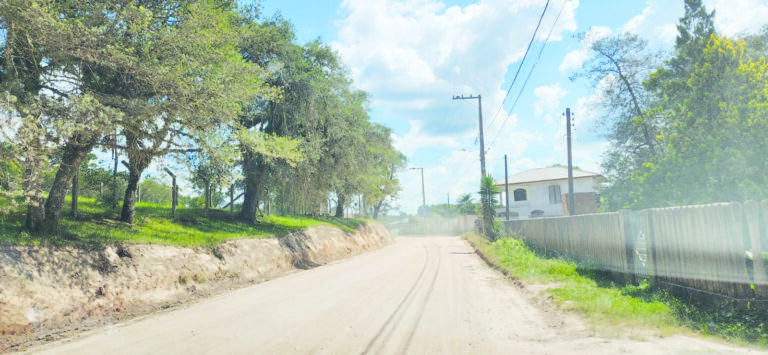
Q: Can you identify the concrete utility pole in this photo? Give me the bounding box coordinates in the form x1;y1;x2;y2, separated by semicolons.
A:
452;94;486;177
566;107;575;216
504;154;510;221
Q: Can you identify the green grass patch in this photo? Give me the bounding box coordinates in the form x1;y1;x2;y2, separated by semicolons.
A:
0;197;367;248
465;232;768;346
465;232;678;333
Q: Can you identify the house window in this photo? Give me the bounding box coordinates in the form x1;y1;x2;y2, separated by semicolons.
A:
513;188;527;201
548;185;562;204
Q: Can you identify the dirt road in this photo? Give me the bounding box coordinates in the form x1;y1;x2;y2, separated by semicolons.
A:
28;237;763;354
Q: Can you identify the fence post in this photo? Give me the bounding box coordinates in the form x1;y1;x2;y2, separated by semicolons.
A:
230;184;234;220
164;168;177;220
620;210;634;284
621;210;654;286
747;201;768;297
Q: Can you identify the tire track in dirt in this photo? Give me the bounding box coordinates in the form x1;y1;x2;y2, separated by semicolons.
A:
401;244;442;354
359;245;429;355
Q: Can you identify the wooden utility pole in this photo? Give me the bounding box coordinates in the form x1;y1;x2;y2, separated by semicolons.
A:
164;168;177;220
566;107;575;216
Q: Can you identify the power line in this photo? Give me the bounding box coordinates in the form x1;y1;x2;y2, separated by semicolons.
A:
487;0;568;149
486;0;550;132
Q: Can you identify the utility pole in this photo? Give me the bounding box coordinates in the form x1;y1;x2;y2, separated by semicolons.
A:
452;94;486;177
504;154;510;221
566;107;575;216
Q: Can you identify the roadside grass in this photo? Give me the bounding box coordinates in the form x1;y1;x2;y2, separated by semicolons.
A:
0;197;367;248
464;232;680;334
464;232;768;347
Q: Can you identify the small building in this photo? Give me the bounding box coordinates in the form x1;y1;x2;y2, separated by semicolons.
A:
494;167;602;219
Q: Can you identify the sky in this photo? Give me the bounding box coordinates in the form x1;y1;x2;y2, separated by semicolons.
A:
253;0;768;214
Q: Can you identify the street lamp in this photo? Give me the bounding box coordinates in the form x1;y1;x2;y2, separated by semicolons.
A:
410;167;426;234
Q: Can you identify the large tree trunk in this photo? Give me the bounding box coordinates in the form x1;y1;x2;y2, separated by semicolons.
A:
42;136;96;232
71;172;79;219
24;160;46;232
120;144;152;224
204;182;210;217
26;195;45;232
373;200;383;220
334;194;345;218
120;166;141;223
239;152;263;224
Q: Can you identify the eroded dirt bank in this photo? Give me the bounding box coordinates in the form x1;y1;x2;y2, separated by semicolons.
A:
0;222;391;352
26;236;764;355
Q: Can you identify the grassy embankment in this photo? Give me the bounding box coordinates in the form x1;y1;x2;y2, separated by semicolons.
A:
0;197;368;248
464;232;768;347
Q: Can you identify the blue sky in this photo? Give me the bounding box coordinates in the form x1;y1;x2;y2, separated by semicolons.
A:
251;0;768;214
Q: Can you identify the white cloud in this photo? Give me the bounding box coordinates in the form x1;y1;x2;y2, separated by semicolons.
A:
334;0;580;213
552;93;601;150
621;0;678;46
391;120;464;156
334;0;578;133
620;0;768;50
558;26;612;73
705;0;768;36
533;84;567;116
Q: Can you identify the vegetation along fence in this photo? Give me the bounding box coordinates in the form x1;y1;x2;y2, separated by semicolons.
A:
503;201;768;301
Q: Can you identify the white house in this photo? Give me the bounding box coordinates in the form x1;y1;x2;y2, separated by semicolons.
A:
494;167;603;219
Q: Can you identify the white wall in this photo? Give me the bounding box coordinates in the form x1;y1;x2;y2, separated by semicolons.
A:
499;177;597;219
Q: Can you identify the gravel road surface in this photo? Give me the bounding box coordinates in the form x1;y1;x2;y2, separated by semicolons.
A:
28;236;764;354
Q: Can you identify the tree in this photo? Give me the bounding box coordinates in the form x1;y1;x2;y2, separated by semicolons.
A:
633;36;768;207
0;1;124;231
358;125;405;219
646;0;716;106
572;33;660;210
137;177;173;205
479;175;499;239
428;204;459;218
743;25;768;61
236;14;315;222
1;0;273;230
456;193;478;215
236;20;401;221
115;1;276;224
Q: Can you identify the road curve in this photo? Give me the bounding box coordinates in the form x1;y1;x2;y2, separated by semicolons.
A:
29;236;762;354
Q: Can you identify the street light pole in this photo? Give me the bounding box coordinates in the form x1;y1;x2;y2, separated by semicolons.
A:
410;167;426;234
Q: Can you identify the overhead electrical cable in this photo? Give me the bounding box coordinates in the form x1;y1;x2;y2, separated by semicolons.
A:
487;0;568;149
485;0;550;132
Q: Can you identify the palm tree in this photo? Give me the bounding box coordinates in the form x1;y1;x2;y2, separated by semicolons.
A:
479;175;499;239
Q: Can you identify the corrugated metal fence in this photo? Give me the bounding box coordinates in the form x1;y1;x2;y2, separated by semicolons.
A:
503;201;768;301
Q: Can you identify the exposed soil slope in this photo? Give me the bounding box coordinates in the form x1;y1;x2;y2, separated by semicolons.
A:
26;236;763;355
0;222;391;352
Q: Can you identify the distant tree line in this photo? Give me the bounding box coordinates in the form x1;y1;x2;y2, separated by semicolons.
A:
574;0;768;210
0;0;404;233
